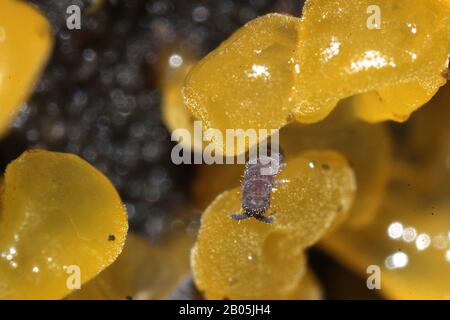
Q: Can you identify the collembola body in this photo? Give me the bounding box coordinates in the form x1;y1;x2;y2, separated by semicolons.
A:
230;153;285;223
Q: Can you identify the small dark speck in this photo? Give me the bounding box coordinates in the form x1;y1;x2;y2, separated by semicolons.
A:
108;234;116;241
125;296;133;300
407;183;411;187
321;163;330;171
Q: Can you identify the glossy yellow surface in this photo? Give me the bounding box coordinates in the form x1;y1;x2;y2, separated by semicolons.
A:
295;0;450;123
183;1;450;155
192;151;355;299
0;150;128;299
0;0;53;136
183;14;300;155
67;232;193;300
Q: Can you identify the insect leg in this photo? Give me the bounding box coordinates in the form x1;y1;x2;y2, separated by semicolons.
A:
230;213;250;221
255;215;274;224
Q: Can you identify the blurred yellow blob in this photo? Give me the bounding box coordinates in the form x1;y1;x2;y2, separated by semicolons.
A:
192;163;244;210
67;232;194;300
285;270;323;300
0;150;128;299
395;82;450;193
295;0;450;123
160;52;203;153
0;0;53;136
192;151;355;299
86;0;105;15
322;181;450;299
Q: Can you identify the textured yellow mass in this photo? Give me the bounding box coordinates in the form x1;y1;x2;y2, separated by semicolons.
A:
192;151;355;299
294;0;450;123
0;0;53;136
0;150;128;299
183;1;450;155
183;14;300;156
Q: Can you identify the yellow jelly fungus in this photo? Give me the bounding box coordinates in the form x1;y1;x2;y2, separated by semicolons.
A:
295;0;450;123
183;14;301;155
0;0;53;137
192;151;355;299
322;181;450;300
183;1;450;155
280;104;392;228
67;232;194;300
395;82;450;193
0;150;128;299
191;105;390;229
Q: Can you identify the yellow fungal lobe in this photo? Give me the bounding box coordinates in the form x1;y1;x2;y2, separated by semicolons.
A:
192;151;355;299
191;105;385;229
183;13;300;155
280;105;392;228
0;0;53;136
0;150;128;299
294;0;450;123
183;0;450;155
